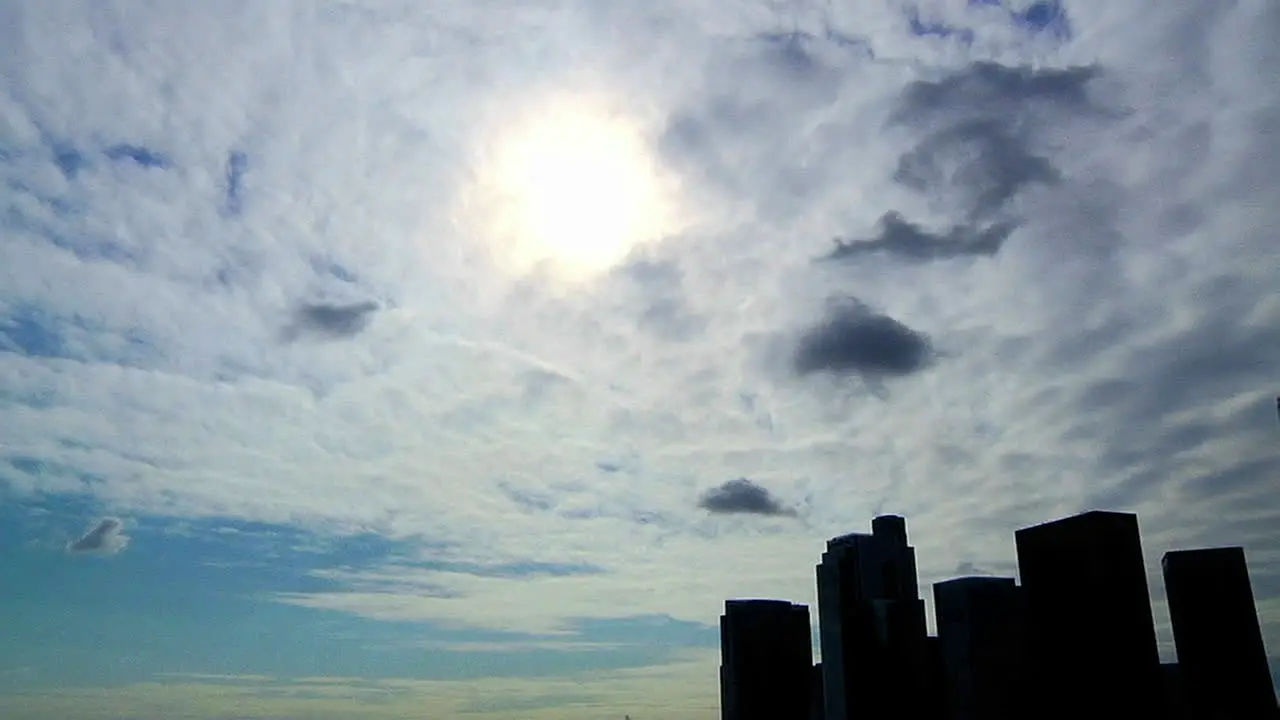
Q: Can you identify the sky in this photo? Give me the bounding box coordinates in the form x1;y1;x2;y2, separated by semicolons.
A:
1;0;1278;717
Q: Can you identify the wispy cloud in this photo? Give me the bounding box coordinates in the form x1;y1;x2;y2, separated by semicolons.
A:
418;640;626;653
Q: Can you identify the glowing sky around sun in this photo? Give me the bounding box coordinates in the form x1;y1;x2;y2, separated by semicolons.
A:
458;90;680;284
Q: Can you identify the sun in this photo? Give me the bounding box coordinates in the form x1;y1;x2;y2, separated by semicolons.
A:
463;93;678;284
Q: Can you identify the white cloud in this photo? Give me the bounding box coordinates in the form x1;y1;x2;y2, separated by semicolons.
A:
2;0;1278;680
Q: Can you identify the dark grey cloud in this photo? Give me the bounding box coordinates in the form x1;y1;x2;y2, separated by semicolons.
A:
895;61;1102;122
894;119;1061;221
826;211;1017;262
697;478;796;517
223;150;248;217
794;299;934;378
285;300;379;340
820;62;1099;272
103;143;171;170
67;517;129;554
854;61;1104;265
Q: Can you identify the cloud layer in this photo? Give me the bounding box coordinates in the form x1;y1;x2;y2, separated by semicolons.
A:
2;0;1279;713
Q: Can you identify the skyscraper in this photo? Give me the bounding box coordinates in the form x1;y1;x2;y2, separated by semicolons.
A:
817;515;929;720
1014;510;1163;719
923;635;949;719
810;662;825;720
719;599;813;720
1160;663;1192;720
933;576;1027;720
1162;547;1279;719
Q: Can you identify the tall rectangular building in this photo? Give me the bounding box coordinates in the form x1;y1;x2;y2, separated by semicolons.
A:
1162;547;1278;719
720;599;813;720
1014;510;1163;719
1159;663;1193;720
933;576;1028;720
817;515;929;720
810;663;825;720
924;635;949;719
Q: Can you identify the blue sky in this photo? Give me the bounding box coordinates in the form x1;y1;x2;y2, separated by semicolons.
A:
2;0;1279;717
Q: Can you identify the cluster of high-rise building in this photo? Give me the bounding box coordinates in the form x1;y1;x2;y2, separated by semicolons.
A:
718;510;1278;720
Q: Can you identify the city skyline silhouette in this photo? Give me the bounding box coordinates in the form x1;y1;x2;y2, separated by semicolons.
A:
719;510;1279;720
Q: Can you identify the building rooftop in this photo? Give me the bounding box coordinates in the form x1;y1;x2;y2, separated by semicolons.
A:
1014;509;1138;536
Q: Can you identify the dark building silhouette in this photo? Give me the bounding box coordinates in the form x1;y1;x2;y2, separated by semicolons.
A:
817;515;929;720
719;599;813;720
933;576;1027;720
924;635;949;719
810;663;825;720
1162;547;1279;719
1160;663;1193;720
717;509;1280;720
1014;510;1164;719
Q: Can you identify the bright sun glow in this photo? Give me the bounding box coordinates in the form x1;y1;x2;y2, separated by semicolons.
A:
465;95;677;284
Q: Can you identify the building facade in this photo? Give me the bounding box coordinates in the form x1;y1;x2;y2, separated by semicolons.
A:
817;515;929;720
1163;547;1279;719
1014;510;1164;719
720;599;813;720
933;576;1027;720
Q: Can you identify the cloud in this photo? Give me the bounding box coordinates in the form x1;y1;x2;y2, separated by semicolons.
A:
952;559;1018;578
67;517;130;555
893;118;1061;221
793;299;935;378
697;479;796;517
223;151;249;217
284;301;380;341
826;211;1017;262
908;0;1073;44
103;144;171;170
894;61;1101;120
887;61;1104;229
823;60;1090;271
0;651;722;720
